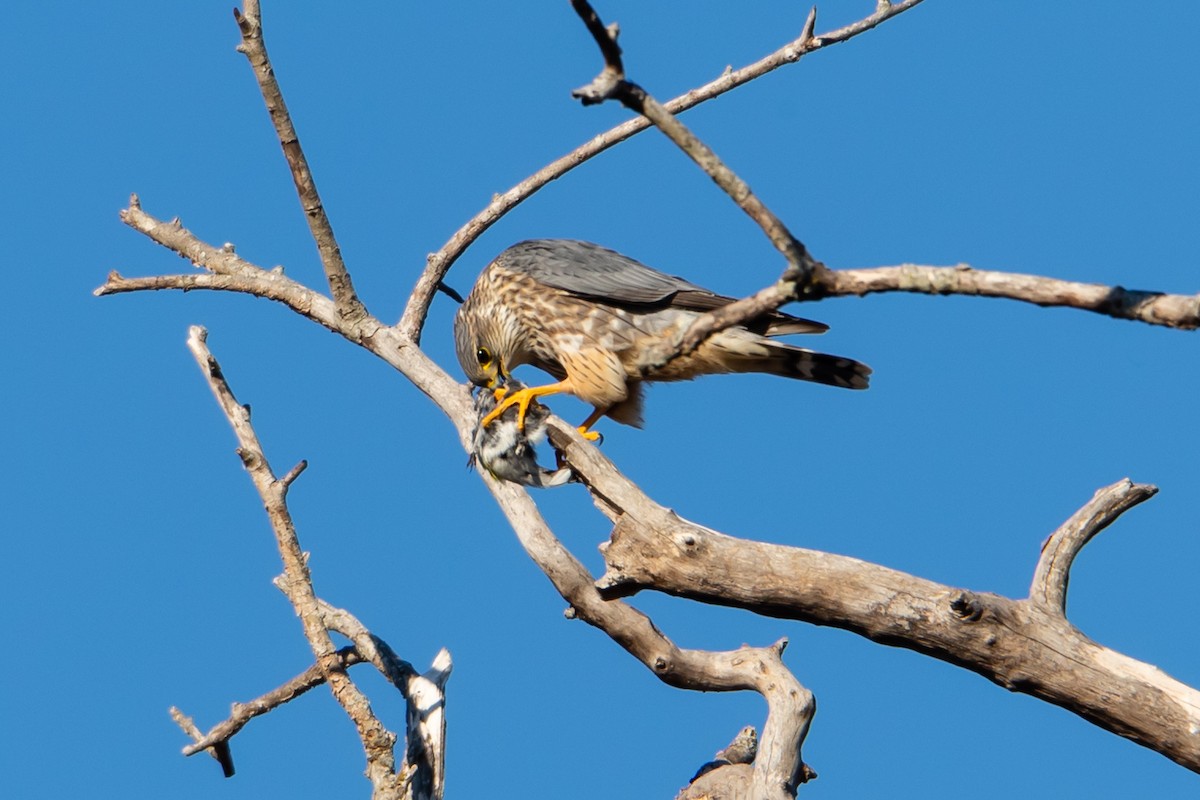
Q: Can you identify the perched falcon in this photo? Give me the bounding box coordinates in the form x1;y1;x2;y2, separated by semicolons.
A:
453;239;870;435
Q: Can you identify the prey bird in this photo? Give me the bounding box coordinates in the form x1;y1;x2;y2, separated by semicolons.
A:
453;239;870;437
468;379;572;488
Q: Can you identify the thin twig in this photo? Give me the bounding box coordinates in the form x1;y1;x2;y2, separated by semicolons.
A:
398;0;928;340
178;646;365;758
233;0;366;322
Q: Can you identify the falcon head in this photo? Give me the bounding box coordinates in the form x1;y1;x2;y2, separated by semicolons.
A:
454;305;509;390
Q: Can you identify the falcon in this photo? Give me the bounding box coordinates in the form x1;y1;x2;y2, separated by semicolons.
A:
453;239;870;436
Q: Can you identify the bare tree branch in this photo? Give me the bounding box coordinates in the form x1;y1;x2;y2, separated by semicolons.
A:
185;326;406;798
480;474;815;798
397;0;927;341
557;420;1200;773
570;0;817;282
170;706;237;777
310;596;451;800
817;264;1200;330
233;0;366;323
175;646;365;760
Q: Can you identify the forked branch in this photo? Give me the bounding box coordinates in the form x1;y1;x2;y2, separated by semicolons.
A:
547;418;1200;773
183;327;447;800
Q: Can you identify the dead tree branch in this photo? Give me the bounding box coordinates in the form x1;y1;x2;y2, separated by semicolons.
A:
1029;480;1158;615
548;417;1200;774
817;264;1200;330
184;326;448;800
174;646;365;760
481;474;815;798
233;0;366;323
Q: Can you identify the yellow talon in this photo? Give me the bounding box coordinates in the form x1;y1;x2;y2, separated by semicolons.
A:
480;388;534;431
577;426;601;442
479;381;571;431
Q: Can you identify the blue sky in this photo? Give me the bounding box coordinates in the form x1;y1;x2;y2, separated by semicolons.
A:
4;2;1198;797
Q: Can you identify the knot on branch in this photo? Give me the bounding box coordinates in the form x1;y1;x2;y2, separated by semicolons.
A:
949;591;984;622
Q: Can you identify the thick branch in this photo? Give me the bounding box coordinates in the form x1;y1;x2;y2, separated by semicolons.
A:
817;264;1200;330
233;0;366;322
398;0;927;340
483;474;814;798
575;464;1200;772
1030;479;1158;615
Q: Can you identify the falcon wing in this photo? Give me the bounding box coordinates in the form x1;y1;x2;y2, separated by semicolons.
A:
498;239;828;335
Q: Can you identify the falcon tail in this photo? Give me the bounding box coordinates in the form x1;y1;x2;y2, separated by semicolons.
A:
718;338;871;390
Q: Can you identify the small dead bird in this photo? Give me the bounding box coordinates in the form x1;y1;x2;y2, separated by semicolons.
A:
468;380;572;488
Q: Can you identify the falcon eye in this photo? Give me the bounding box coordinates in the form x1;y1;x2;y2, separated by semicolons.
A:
475;347;492;367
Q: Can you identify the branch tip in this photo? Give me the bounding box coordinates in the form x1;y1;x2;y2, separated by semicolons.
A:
280;459;308;488
801;7;817;44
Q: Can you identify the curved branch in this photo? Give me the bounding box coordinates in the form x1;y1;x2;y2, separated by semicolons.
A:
818;264;1200;330
397;0;928;340
482;477;815;798
1029;479;1158;615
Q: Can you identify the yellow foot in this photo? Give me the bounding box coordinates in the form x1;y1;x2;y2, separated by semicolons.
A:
577;426;602;442
480;387;537;431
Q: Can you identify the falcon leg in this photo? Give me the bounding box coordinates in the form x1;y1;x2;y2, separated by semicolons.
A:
480;382;568;431
576;407;606;442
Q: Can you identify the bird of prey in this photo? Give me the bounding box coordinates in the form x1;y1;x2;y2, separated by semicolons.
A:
453;239;870;435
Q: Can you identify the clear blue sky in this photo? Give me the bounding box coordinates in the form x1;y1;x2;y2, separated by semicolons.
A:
4;2;1198;797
